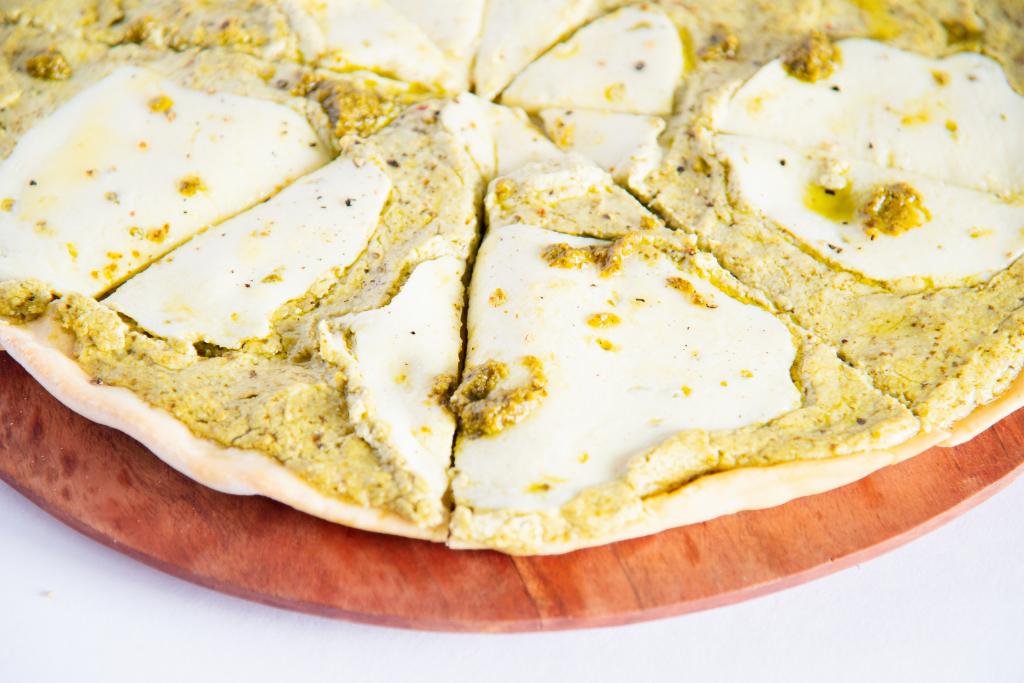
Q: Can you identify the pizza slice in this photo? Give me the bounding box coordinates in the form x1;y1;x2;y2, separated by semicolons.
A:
448;159;929;554
646;31;1024;446
473;0;636;100
492;3;681;196
0;54;486;538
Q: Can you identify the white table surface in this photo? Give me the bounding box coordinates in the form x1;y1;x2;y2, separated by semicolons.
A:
1;474;1021;683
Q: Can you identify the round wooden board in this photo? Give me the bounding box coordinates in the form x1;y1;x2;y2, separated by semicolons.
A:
1;353;1022;632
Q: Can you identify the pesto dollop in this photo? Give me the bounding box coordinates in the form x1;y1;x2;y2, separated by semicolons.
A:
782;32;840;82
25;50;71;81
450;357;547;438
861;182;930;238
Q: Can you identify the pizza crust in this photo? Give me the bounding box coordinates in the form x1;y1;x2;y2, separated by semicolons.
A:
940;368;1024;448
0;317;446;543
449;430;947;555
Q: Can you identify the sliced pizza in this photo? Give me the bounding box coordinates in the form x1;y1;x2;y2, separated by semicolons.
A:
449;160;929;554
1;86;485;538
646;31;1024;445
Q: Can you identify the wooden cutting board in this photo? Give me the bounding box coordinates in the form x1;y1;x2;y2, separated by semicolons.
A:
1;351;1021;632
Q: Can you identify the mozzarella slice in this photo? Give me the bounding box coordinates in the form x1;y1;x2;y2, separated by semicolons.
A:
441;95;563;180
453;224;800;511
312;0;452;89
539;108;665;184
717;39;1024;198
501;6;683;115
320;256;465;501
440;94;498;179
107;158;390;348
0;66;327;297
387;0;485;90
717;135;1024;282
489;103;564;177
473;0;600;100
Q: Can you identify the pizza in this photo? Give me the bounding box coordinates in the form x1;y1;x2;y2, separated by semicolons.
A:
0;0;1020;554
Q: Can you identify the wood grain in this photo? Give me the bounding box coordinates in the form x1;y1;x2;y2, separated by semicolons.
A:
1;352;1021;631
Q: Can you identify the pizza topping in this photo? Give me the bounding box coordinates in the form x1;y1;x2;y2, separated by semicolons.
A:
304;0;452;90
861;182;930;239
782;32;839;82
716;39;1024;281
803;182;857;223
25;50;72;81
106;157;390;348
489;288;507;306
121;16;156;44
385;0;485;90
0;66;327;297
429;373;457;405
814;154;850;192
473;0;598;100
586;312;620;328
54;293;126;353
501;6;683;115
538;109;665;185
541;243;599;270
718;39;1024;198
699;25;740;61
0;279;53;322
667;276;717;308
294;0;484;91
718;135;1024;281
305;78;404;138
176;175;206;197
319;257;466;507
541;233;640;276
453;224;799;511
441;94;562;180
450;356;548;438
941;18;984;46
147;94;173;113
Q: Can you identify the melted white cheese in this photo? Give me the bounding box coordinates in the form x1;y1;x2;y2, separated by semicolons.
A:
473;0;600;100
0;66;327;297
311;0;453;89
717;39;1024;198
713;38;1024;282
441;95;562;180
387;0;485;90
454;223;800;511
321;256;464;500
440;94;498;179
539;108;665;184
489;103;564;177
484;155;621;231
501;6;683;115
718;135;1024;282
107;158;390;348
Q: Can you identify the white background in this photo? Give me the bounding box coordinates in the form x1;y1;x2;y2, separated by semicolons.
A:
1;476;1021;683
